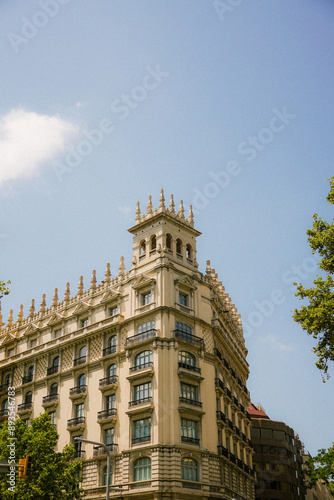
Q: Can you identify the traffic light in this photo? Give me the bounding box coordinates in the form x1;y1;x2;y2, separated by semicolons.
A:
18;456;32;479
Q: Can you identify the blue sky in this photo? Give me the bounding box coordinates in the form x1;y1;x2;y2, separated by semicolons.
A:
1;0;333;456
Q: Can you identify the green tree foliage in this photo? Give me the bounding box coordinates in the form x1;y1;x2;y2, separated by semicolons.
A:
0;281;10;299
304;444;334;494
0;413;84;499
293;177;334;378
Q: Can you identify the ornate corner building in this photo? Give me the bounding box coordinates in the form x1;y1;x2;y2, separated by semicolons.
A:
0;191;255;499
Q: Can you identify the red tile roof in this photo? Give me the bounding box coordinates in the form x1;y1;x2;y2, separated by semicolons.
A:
248;402;270;420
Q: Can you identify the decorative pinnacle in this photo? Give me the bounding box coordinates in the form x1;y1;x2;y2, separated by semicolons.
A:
159;189;165;210
40;294;46;313
7;309;13;326
52;288;58;307
77;276;84;296
105;263;111;283
17;304;24;324
178;200;185;218
146;195;153;215
64;282;70;302
135;202;141;222
90;270;97;291
29;299;35;317
206;260;211;275
169;194;175;213
119;256;125;277
188;205;194;224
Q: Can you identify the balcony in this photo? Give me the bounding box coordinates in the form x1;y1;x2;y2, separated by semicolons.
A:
46;365;58;376
73;356;86;367
224;387;232;401
67;416;85;430
97;408;117;423
178;362;201;374
69;385;87;399
132;435;151;444
226;419;234;432
179;397;202;407
99;375;118;390
215;378;225;394
231;396;238;407
125;329;157;347
181;436;200;445
216;411;226;423
173;330;204;348
0;384;9;394
102;345;117;357
214;348;222;360
17;402;33;414
93;443;118;457
42;394;59;407
129;397;152;407
22;375;33;385
217;445;229;458
129;362;153;373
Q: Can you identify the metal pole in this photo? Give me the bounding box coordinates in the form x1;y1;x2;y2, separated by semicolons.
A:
74;437;111;500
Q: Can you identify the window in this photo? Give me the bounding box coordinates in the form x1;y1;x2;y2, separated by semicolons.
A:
140;240;146;256
25;391;32;404
137;321;155;334
175;322;192;334
176;238;182;255
50;383;58;395
106;394;115;410
54;329;61;338
49;411;56;425
150;235;156;251
78;373;86;387
78;345;87;362
2;399;8;412
134;350;152;369
133;417;151;443
134;382;151;403
109;306;117;316
28;366;34;379
181;458;198;481
179;292;189;307
107;364;116;377
133;457;151;481
81;318;88;328
73;438;82;458
104;428;114;446
4;374;11;387
75;403;84;418
186;244;192;260
180;382;198;403
7;348;14;357
30;338;37;348
262;428;273;439
181;418;198;444
108;335;117;351
102;465;113;486
141;292;151;306
52;356;60;369
166;233;172;250
179;351;196;367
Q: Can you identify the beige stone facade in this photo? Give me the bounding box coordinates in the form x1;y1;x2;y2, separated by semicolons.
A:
0;191;255;499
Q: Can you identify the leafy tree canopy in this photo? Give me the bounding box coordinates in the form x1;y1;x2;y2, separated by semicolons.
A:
304;443;334;495
293;177;334;379
0;413;84;499
0;281;10;300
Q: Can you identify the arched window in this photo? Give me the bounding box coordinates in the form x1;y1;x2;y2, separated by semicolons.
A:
79;346;87;361
181;458;198;481
25;391;32;404
150;235;156;251
102;465;113;486
108;335;117;351
28;365;34;378
135;350;152;369
107;364;116;377
133;457;151;481
140;240;146;256
78;373;86;387
50;382;58;395
176;238;182;255
175;322;192;334
179;351;196;367
166;233;172;250
52;356;59;368
2;399;8;411
186;244;192;260
137;321;155;334
4;374;11;387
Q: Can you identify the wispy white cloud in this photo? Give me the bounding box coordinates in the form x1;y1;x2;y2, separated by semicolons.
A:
0;108;79;187
118;206;132;214
260;333;296;352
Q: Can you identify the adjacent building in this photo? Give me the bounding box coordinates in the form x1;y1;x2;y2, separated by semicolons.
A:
249;403;305;499
0;191;255;499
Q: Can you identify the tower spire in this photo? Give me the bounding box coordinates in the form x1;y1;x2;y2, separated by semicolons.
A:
135;202;141;223
159;189;165;211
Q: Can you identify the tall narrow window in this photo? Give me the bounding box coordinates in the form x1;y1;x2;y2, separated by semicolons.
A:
179;351;196;368
107;364;116;377
28;366;34;380
140;240;146;256
181;418;198;444
181;458;198;481
102;465;113;486
141;291;151;306
104;428;114;446
106;394;115;410
134;382;151;403
186;244;192;260
180;383;198;403
50;382;58;396
134;350;152;369
78;373;86;388
75;403;84;418
179;292;189;307
4;374;11;387
176;238;182;255
166;233;172;250
150;235;156;251
133;457;151;481
133;417;151;444
79;346;87;362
